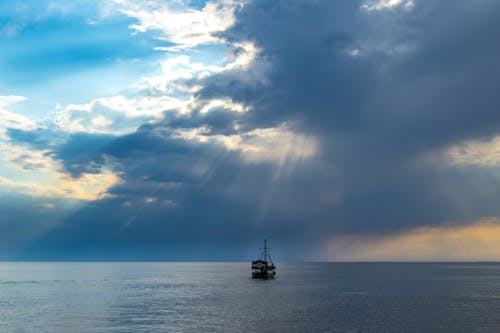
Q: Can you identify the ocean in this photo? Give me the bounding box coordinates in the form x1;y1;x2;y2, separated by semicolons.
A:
1;262;500;332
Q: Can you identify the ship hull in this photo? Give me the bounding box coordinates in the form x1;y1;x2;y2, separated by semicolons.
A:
252;272;275;279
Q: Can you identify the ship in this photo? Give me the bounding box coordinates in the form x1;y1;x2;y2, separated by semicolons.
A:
251;239;276;279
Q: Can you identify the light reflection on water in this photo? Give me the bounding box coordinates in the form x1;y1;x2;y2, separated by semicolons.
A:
2;262;500;332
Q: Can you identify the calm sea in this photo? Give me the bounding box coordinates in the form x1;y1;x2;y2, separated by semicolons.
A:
1;262;500;332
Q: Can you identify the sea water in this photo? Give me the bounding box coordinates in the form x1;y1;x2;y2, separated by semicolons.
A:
1;262;500;332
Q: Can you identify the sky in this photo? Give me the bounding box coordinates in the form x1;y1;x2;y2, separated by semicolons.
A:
1;0;500;261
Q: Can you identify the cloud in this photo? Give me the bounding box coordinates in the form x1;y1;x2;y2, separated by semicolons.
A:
328;218;500;261
0;146;121;201
3;98;108;203
0;172;119;201
2;128;121;201
173;123;318;169
4;0;500;260
0;95;26;108
52;41;262;136
112;0;242;50
361;0;414;12
446;136;500;167
0;141;57;171
136;41;263;93
55;95;187;134
188;0;500;238
0;96;38;137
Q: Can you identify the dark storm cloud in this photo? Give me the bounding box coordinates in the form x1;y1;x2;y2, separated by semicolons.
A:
7;128;52;150
212;0;500;144
56;133;116;177
164;105;243;135
9;123;332;259
8;128;115;177
198;0;500;231
7;0;500;259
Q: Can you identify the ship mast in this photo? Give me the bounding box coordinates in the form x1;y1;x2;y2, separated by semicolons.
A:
264;239;268;262
258;239;273;262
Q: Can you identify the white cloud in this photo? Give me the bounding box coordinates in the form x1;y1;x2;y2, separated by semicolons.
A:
199;98;249;114
112;0;242;50
0;96;39;138
346;48;361;57
173;123;318;174
361;0;414;12
0;142;57;172
0;95;27;110
55;95;187;134
236;126;317;167
136;55;211;93
138;42;263;93
446;136;500;166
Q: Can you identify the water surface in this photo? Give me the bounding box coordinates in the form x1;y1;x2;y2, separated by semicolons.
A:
1;262;500;332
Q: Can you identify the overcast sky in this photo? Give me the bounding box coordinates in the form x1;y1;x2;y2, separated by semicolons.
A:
1;0;500;261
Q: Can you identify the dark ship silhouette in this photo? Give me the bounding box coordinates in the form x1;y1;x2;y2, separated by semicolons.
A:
251;239;276;279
